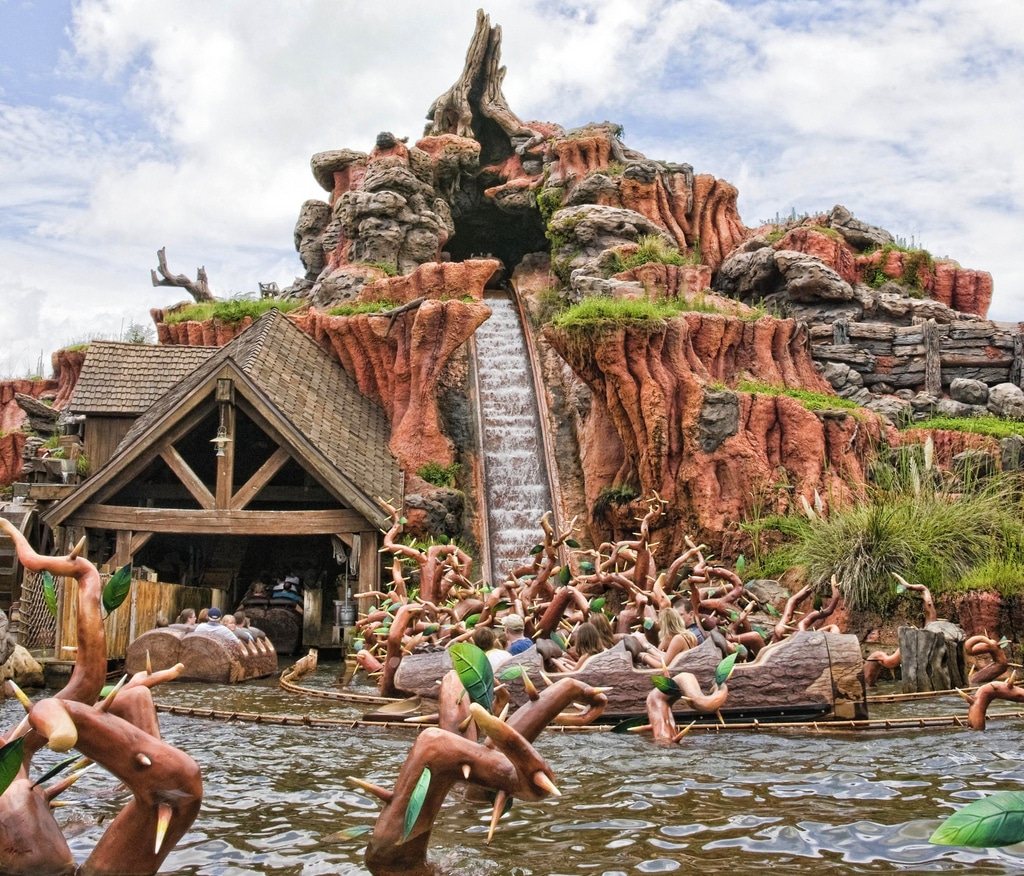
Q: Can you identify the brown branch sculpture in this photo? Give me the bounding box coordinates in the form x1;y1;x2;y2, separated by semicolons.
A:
150;246;214;303
863;648;901;688
356;676;607;876
0;519;202;875
965;635;1009;686
965;676;1024;730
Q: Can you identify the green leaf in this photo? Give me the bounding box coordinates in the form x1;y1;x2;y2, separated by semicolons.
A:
449;642;494;712
895;583;907;595
651;674;682;699
402;767;431;843
565;538;581;549
642;618;654;630
610;715;649;734
558;564;571;586
398;517;407;526
32;754;79;788
422;624;439;636
549;632;567;651
765;605;781;617
0;736;24;797
326;825;373;842
589;597;606;611
498;664;526;681
716;652;739;686
735;554;745;574
579;561;595;574
530;544;544;555
42;571;57;619
102;563;133;614
929;791;1024;847
463;613;480;628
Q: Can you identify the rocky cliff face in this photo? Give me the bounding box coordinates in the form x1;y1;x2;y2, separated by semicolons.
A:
129;11;1012;565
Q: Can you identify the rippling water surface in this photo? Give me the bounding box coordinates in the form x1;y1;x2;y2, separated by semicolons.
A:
6;662;1024;875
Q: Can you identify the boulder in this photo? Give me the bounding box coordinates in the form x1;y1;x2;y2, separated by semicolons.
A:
828;204;894;251
0;644;44;689
774;250;855;302
987;383;1024;419
950;377;989;406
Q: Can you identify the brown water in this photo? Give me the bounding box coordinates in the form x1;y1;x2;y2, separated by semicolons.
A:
6;663;1024;875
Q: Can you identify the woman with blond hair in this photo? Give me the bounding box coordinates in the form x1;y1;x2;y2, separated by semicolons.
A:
636;607;698;669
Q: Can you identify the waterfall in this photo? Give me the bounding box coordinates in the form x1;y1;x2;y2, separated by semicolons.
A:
475;294;553;584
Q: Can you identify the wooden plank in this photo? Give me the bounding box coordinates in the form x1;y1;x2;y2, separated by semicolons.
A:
924;320;942;397
26;484;76;501
159;444;215;510
68;504;366;534
230;446;291;511
940;353;1013;368
215;404;236;509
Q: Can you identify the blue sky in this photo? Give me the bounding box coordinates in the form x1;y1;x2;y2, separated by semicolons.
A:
2;0;1023;377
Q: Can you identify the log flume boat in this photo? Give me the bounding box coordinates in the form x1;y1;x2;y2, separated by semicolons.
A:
384;630;866;724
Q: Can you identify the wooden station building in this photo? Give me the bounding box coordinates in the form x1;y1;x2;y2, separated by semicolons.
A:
41;310;403;647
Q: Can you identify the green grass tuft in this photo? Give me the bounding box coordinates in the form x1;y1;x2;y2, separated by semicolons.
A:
735;379;861;412
163;298;300;325
909;415;1024;440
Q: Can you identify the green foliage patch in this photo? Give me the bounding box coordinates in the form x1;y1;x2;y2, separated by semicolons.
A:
164;298;301;325
735;379;862;412
416;461;461;489
909;415;1024;440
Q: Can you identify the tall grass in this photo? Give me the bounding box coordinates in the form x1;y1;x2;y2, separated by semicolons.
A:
751;458;1024;610
163;298;301;325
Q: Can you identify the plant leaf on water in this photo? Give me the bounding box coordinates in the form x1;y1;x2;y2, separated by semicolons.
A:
929;791;1024;847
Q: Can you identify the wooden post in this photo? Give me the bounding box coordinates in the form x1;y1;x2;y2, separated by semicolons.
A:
898;623;965;693
358;529;380;596
924;320;942;396
303;588;322;648
1013;332;1024;389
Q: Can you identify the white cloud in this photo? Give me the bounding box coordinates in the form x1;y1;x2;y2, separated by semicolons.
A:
1;0;1023;378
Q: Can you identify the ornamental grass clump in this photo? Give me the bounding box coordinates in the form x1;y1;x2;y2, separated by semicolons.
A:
788;473;1024;612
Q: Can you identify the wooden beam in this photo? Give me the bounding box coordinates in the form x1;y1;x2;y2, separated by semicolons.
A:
130;532;154;554
113;530;133;567
215;403;236;509
159;444;215;510
230;446;291;511
69;504;366;535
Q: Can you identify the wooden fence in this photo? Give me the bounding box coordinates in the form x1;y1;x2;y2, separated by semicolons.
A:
58;576;225;660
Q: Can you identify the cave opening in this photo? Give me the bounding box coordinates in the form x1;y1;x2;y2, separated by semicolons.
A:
443;179;548;276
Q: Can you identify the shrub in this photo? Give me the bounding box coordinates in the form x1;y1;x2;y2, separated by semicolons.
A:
417;461;461;488
609;234;695;274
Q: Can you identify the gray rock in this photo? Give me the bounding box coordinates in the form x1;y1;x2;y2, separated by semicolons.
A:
953;449;997;481
713;246;780;301
865;395;912;426
310;148;367;193
828;204;895;251
570;274;645;300
819;361;855;390
988;383;1024;419
0;610;11;667
698;389;739;453
293;199;332;279
950;377;989;406
936;398;978;419
1000;435;1024;471
774;250;854;302
910;392;938;415
405;489;464;538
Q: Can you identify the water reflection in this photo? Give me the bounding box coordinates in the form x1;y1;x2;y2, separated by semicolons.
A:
5;664;1024;874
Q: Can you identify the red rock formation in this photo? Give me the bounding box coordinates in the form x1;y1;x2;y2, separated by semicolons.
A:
546;314;882;557
301;299;489;471
0;432;27;485
776;228;860;284
855;250;993;318
51;348;87;409
152;312;253;346
0;379;58;433
355;259;497;305
894;428;998;468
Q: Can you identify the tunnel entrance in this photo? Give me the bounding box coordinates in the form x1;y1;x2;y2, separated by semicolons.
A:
443;181;548;274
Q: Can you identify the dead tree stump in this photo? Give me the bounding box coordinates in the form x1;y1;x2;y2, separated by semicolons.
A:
898;622;966;693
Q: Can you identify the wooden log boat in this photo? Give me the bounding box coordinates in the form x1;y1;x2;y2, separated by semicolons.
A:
391;630;867;723
236;598;303;654
125;625;278;683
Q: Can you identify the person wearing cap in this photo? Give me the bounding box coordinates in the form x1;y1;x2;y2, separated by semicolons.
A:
194;606;244;647
503;613;532;656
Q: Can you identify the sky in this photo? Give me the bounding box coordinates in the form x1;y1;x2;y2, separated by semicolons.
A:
1;0;1023;378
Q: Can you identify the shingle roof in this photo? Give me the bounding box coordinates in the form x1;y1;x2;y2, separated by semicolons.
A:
112;310;402;521
70;342;219;415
